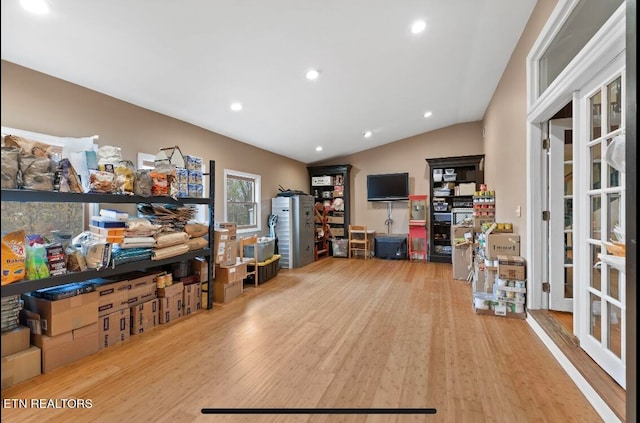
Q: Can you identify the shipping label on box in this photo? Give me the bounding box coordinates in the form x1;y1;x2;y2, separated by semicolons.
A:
497;255;526;280
130;299;159;334
485;233;520;260
98;308;130;350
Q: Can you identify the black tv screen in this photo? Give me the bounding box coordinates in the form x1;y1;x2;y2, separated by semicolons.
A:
367;172;409;201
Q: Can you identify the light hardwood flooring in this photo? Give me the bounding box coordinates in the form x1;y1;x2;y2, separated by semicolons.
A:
1;258;605;422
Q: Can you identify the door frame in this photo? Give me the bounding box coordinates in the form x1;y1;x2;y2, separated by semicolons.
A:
525;1;626;420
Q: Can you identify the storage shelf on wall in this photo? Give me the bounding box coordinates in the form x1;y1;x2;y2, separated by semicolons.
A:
0;160;216;310
307;165;352;255
426;155;484;263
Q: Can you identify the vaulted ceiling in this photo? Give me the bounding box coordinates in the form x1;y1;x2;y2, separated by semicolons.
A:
1;0;537;164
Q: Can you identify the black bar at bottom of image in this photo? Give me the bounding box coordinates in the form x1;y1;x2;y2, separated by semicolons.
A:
201;408;437;415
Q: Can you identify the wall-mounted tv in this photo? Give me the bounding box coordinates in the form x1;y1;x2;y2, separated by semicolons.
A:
366;172;409;201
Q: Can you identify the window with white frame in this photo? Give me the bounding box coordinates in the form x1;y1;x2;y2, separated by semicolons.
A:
224;169;261;232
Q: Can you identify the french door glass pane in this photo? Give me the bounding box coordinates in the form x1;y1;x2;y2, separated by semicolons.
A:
607;138;621;188
590;91;602;140
590;292;602;341
564;266;574;299
609;303;622;358
608;265;620;301
607;192;622;240
590;144;602;189
607;76;622;132
564;163;573;195
590;243;602;291
590;195;601;239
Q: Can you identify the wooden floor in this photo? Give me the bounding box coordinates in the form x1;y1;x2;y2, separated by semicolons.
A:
533;310;625;422
1;259;606;422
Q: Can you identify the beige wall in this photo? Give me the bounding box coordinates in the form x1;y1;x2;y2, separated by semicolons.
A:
1;60;309;235
321;122;484;235
482;0;558;255
2;0;557;245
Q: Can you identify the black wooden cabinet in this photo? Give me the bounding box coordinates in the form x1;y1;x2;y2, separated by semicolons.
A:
426;155;484;263
307;165;351;254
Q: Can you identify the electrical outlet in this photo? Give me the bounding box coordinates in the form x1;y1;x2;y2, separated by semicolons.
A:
516;205;521;217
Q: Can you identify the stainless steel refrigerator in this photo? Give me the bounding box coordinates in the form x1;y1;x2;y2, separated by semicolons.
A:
271;195;315;269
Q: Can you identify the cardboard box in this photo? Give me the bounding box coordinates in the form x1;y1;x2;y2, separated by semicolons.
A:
214;229;233;265
22;291;99;337
497;255;526;281
183;283;202;316
192;257;209;283
1;325;30;358
157;281;184;298
98;308;130;350
457;182;476;196
215;260;248;284
472;293;526;319
31;323;99;373
311;175;334;186
331;228;345;237
130;299;159;335
1;346;41;389
125;272;159;307
213;280;243;304
473;216;495;231
485;233;520;260
472;261;493;293
159;294;183;324
452;224;473;241
452;243;473;280
94;279;131;317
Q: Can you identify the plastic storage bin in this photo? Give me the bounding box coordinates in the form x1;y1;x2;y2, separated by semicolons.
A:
242;237;275;262
245;254;281;285
331;239;348;257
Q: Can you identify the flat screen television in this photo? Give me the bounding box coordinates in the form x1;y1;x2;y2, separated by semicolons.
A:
367;172;409;201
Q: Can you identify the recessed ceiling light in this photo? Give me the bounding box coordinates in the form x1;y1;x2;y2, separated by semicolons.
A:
411;20;426;34
423;111;433;118
363;131;372;138
230;102;243;111
20;0;49;14
315;146;323;152
305;69;320;80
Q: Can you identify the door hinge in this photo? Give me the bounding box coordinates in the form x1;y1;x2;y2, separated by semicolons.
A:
542;138;550;150
542;282;550;293
542;210;550;221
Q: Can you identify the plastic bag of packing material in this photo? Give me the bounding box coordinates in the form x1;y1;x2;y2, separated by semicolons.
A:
1;230;26;285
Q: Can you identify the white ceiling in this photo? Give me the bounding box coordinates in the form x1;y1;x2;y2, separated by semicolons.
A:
1;0;537;164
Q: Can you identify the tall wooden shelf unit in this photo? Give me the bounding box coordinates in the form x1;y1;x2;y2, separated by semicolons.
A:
426;155;484;263
307;165;351;256
0;160;216;310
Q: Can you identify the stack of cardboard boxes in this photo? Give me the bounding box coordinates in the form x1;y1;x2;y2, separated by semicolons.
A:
1;325;41;390
472;224;526;319
210;222;248;304
3;266;206;389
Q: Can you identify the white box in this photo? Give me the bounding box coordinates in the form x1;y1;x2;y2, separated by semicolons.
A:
312;176;334;186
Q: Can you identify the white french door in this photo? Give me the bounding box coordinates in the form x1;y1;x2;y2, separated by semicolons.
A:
548;117;573;312
576;66;626;388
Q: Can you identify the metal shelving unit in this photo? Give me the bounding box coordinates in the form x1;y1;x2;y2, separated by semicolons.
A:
0;160;216;310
